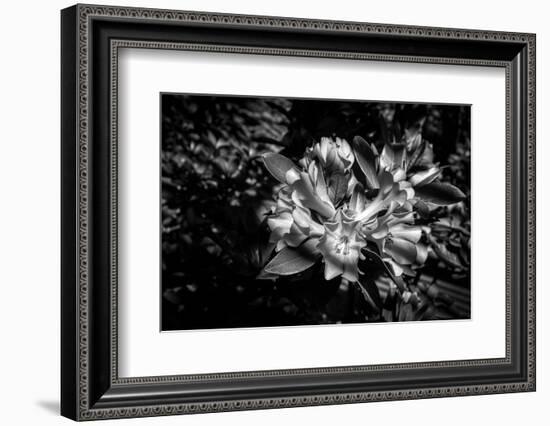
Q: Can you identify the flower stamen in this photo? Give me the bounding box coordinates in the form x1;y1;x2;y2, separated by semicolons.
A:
335;236;351;255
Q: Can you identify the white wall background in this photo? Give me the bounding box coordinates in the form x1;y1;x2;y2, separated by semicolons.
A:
0;0;546;424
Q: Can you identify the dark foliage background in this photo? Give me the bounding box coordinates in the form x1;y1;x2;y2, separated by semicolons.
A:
161;94;470;330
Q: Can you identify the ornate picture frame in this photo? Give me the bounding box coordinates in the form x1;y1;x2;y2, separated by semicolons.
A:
61;4;535;421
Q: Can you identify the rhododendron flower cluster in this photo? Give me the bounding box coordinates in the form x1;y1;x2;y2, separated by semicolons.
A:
262;135;465;286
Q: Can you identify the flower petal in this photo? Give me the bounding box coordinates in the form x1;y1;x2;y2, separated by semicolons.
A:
385;237;418;265
370;226;388;240
267;212;293;241
263;153;300;184
409;167;441;187
289;170;335;218
318;212;365;282
323;256;343;281
284;223;308;247
390;224;422;243
415;243;428;264
392;167;407;182
349;184;366;213
380;144;405;171
342;251;360;282
292;206;312;230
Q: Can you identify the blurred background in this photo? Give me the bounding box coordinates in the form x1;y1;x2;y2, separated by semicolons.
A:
161;94;471;330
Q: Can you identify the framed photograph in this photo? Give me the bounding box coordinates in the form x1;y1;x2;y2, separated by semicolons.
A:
61;4;536;421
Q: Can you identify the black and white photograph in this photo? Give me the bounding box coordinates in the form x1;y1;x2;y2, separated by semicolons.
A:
161;94;471;331
0;0;543;423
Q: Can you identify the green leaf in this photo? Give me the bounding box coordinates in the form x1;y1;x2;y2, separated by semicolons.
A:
352;281;380;315
327;172;349;205
413;303;432;321
414;200;431;218
428;235;463;269
351;136;379;189
382;284;398;322
409;167;440;187
414;182;466;205
256;269;278;280
363;248;407;292
263;242;318;275
357;278;383;310
262;153;299;184
398;302;414;322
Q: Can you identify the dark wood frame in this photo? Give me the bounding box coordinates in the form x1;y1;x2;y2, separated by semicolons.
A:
61;4;536;421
